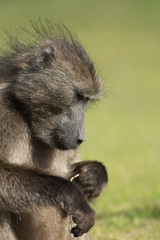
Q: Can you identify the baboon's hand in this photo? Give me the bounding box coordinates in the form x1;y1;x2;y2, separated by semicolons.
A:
71;161;108;200
70;191;95;237
58;181;95;237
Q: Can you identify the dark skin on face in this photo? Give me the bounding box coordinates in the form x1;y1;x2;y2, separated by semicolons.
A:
0;21;108;239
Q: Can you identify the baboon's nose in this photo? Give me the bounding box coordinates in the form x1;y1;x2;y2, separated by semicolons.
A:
76;139;84;148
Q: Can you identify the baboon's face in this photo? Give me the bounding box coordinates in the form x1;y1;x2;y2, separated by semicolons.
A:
31;96;87;150
11;41;100;150
12;73;87;150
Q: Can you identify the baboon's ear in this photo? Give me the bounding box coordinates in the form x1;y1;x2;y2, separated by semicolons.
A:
34;45;56;67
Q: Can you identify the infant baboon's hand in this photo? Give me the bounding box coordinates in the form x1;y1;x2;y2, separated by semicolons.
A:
71;161;108;200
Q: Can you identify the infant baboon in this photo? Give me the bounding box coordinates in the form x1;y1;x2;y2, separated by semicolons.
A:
0;21;108;240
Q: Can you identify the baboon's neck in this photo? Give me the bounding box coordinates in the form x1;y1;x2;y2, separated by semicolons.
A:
31;137;80;178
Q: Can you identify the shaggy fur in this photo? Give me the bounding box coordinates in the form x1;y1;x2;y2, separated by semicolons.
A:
0;21;108;240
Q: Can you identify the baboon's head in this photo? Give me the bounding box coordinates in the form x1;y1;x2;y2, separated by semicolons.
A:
5;23;101;150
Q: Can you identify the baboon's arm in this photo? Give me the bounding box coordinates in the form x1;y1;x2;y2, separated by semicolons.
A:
0;159;95;237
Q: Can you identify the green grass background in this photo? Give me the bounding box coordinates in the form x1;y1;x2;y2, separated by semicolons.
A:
0;0;160;239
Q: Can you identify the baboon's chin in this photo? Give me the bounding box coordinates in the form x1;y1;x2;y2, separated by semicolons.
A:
55;143;77;151
55;141;78;151
44;139;77;151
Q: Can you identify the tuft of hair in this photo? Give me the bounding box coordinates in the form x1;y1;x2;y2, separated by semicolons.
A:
0;19;101;98
1;19;93;69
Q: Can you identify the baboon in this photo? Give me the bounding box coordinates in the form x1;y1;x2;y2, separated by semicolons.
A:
0;21;108;240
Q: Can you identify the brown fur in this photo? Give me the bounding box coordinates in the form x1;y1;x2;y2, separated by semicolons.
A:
0;21;108;240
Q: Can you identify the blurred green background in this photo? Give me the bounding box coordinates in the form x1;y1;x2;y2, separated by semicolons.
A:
0;0;160;239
